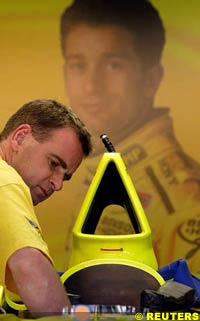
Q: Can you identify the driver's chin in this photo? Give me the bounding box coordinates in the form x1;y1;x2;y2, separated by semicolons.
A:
32;195;40;206
31;191;46;206
32;191;53;206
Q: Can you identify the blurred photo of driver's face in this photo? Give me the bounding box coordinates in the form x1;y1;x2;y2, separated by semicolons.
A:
63;23;153;153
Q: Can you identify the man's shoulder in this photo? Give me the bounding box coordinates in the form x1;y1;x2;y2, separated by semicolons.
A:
0;158;25;187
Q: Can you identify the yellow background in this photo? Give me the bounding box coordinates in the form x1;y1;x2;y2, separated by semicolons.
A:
0;0;200;270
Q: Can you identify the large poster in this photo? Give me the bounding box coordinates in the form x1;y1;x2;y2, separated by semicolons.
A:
0;1;200;273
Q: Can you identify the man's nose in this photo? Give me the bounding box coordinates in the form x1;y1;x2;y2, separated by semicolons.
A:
84;65;102;93
49;174;63;192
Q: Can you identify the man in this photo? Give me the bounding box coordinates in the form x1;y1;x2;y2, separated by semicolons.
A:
0;99;92;316
60;0;200;277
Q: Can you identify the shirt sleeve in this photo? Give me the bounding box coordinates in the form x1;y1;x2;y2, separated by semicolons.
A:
0;182;52;286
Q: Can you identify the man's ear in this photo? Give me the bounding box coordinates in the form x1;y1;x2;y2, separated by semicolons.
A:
144;64;164;98
10;124;32;151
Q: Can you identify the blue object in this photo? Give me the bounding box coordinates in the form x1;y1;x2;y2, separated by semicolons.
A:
158;258;200;304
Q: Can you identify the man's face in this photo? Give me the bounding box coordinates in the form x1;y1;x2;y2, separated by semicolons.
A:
63;24;152;153
11;126;83;205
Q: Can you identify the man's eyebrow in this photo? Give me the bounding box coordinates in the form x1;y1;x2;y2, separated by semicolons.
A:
51;154;67;169
51;154;73;181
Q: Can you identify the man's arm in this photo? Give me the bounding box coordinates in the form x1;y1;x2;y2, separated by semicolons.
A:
7;247;71;317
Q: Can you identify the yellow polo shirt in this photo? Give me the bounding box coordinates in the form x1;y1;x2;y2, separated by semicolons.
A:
0;158;52;293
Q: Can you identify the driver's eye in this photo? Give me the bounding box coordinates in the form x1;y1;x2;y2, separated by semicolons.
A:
64;173;72;181
49;159;59;170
